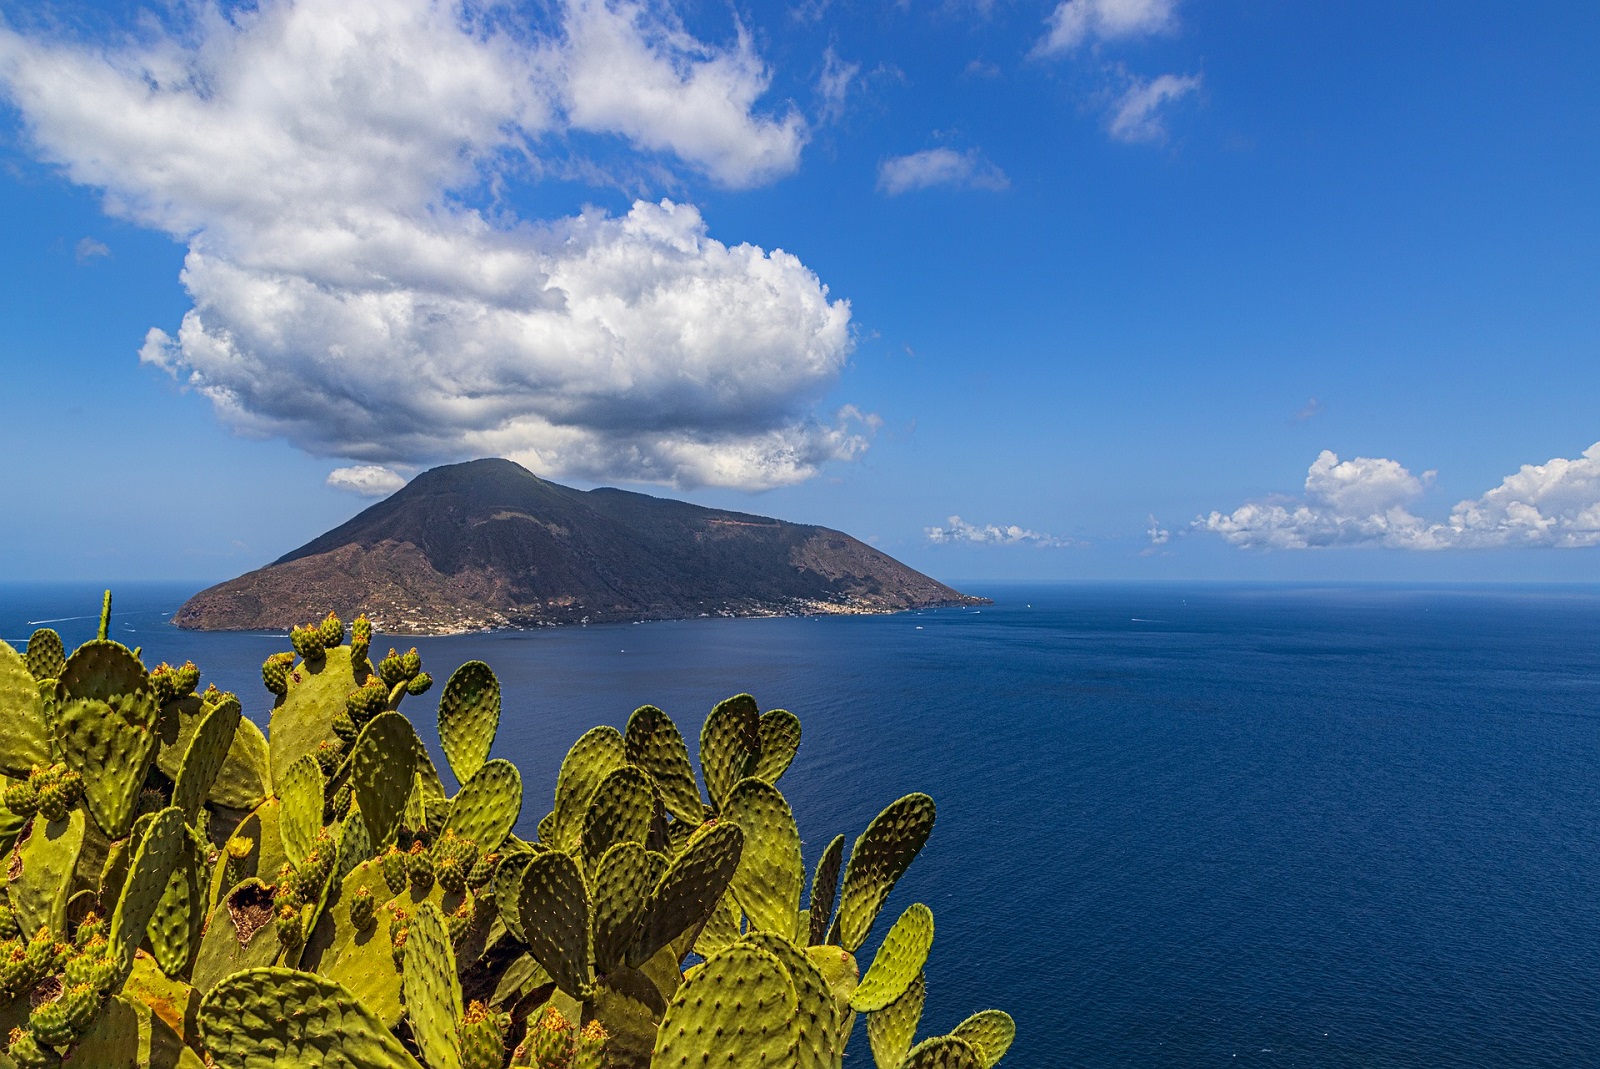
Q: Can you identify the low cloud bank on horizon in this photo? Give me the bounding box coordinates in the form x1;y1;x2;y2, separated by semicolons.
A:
1200;442;1600;550
926;516;1073;548
0;0;863;492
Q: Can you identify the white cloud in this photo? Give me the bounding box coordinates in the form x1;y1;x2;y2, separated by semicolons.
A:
0;0;853;491
74;236;110;263
1107;72;1200;143
926;516;1069;547
877;148;1009;195
1036;0;1178;55
1198;443;1600;550
816;46;860;124
1147;514;1170;545
327;464;408;496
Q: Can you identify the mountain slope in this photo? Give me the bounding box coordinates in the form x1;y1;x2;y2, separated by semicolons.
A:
174;458;984;633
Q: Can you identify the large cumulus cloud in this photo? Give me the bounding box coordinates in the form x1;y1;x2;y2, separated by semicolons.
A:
0;0;858;489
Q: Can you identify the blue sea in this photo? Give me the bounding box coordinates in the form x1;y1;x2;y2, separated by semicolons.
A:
6;581;1600;1068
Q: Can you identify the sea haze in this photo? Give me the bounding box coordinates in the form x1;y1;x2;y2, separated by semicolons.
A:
4;581;1600;1068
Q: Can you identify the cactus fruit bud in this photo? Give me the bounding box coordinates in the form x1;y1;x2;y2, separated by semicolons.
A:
378;649;406;687
381;846;408;894
467;851;499;891
445;899;474;946
400;648;422;679
149;660;198;703
389;906;410;969
346;678;388;723
575;1020;607;1069
135;787;166;818
331;782;353;821
0;907;15;942
275;864;302;911
275;904;304;951
319;612;344;648
7;1026;59;1069
290;624;326;661
406;671;433;696
528;1005;576;1069
3;777;37;817
350;888;376;931
458;1001;507;1069
352;614;372;643
315;740;341;776
433;830;479;895
407;841;435;891
262;652;294;696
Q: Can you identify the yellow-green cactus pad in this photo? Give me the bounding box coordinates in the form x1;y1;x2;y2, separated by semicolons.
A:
9;808;86;938
579;765;657;876
56;640;161;838
868;970;926;1069
651;942;798;1068
438;661;500;787
808;834;845;947
443;758;522;854
352;712;420;848
627;821;743;969
698;694;760;811
517;849;591;998
403;903;464;1069
172;697;242;820
722;778;804;942
742;931;844;1069
624;706;703;824
277;753;325;866
752;709;802;785
949;1011;1015;1068
834;794;936;952
851;903;934;1012
199;967;425;1069
0;640;52;778
590;840;661;975
900;1035;984;1069
111;806;186;975
551;726;626;850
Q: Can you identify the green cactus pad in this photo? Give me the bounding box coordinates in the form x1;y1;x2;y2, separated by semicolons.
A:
158;694;269;811
900;1036;984;1069
9;808;86;939
692;891;741;960
868;970;926;1069
851;903;933;1012
277;753;325;866
443;758;522;854
0;641;52;778
834;794;936;952
353;712;420;848
191;879;281;995
269;645;368;791
111;806;186;975
148;838;206;977
624;706;703;824
172;698;242;820
55;640;161;838
808;834;845;947
438;661;500;787
804;944;860;1014
698;694;761;810
199;967;426;1069
24;629;66;682
722;778;805;942
403;902;464;1069
60;991;208;1069
551;726;627;850
627;821;743;969
650;942;798;1069
492;849;537;942
753;709;802;785
517;849;591;998
948;1011;1015;1068
579;765;658;876
742;931;844;1069
590;841;658;975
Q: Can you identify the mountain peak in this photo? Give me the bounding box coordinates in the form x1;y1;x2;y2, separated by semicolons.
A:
179;459;984;634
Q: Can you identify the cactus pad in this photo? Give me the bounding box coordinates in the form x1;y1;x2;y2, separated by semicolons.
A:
579;765;657;875
55;640;161;838
147;839;205;978
277;753;326;867
402;903;464;1069
353;712;420;848
651;942;798;1068
722;778;804;941
590;841;658;975
808;834;845;947
900;1036;984;1069
624;706;703;824
851;903;933;1012
0;641;52;778
442;758;522;854
172;697;242;820
627;821;743;969
834;794;936;952
753;709;802;785
24;629;66;682
9;808;86;938
868;970;926;1069
517;850;590;998
699;694;761;810
742;931;844;1069
551;726;626;850
111;806;186;975
438;661;500;787
269;645;367;791
949;1011;1015;1068
199;967;425;1069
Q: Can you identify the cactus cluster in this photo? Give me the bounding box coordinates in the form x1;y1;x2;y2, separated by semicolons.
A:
0;593;1013;1069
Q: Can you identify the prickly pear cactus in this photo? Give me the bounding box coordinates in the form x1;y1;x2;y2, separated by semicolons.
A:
0;594;1014;1069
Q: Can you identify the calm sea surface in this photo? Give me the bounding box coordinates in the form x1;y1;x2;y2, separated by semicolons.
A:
5;581;1600;1068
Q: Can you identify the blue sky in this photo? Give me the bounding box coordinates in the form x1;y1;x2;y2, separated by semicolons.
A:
1;0;1598;584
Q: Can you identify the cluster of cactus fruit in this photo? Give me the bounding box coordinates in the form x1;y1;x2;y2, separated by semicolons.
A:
0;592;1013;1069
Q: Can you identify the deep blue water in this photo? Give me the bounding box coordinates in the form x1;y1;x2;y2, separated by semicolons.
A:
6;581;1600;1068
